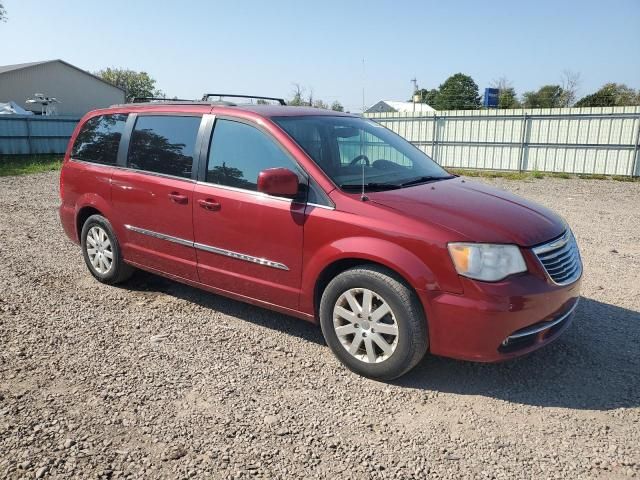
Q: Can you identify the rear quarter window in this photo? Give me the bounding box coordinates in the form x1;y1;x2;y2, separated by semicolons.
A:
127;115;201;179
71;114;128;165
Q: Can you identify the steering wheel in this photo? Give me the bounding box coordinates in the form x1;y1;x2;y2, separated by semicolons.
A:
349;154;370;166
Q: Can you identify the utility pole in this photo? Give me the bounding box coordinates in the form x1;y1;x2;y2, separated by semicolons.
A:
362;58;366;113
411;77;418;113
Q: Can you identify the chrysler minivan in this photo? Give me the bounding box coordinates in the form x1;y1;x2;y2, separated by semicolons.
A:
59;95;582;379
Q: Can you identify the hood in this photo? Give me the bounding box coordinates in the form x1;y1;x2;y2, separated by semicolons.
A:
367;178;565;247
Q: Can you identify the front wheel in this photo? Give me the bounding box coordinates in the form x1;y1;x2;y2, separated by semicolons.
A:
81;214;134;284
319;265;428;380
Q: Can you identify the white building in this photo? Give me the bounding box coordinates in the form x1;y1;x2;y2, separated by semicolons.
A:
366;100;435;114
0;59;125;116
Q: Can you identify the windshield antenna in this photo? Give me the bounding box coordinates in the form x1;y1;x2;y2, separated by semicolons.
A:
360;158;368;201
359;129;369;201
360;58;368;202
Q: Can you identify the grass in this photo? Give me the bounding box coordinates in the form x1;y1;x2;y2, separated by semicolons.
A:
0;155;63;177
448;168;639;182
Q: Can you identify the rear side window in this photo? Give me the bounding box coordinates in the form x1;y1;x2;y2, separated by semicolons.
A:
206;119;297;190
71;114;127;165
127;115;201;179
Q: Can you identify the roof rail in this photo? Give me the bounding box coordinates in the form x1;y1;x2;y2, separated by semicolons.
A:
202;93;286;105
131;97;194;103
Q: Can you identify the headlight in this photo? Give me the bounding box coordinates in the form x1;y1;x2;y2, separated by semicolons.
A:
447;243;527;282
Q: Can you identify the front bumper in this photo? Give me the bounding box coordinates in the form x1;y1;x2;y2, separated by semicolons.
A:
418;273;581;362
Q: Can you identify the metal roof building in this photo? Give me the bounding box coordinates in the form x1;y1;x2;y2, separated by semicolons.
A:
366;100;435;114
0;59;125;116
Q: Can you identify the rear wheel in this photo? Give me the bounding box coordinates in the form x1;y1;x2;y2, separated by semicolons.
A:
319;265;428;380
81;214;134;284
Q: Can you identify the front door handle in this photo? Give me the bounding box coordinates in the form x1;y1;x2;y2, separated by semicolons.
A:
198;198;221;211
168;192;189;204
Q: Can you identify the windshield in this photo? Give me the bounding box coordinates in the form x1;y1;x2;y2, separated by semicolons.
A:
273;116;452;191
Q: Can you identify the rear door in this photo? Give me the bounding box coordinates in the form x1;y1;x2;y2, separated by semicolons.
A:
192;117;306;309
110;113;207;281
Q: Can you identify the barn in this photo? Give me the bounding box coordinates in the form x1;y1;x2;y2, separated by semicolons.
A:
0;59;125;116
365;100;435;114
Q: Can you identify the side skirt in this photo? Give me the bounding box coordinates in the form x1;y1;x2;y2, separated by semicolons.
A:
123;259;317;324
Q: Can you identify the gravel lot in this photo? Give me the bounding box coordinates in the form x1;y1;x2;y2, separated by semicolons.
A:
1;171;639;479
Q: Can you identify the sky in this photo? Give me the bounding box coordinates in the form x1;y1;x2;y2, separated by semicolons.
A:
1;0;639;112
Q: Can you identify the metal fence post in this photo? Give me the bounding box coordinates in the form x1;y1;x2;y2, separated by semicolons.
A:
431;115;438;162
25;117;33;155
517;114;529;172
632;115;640;177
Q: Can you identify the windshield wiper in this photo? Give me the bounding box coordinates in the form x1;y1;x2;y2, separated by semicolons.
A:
400;175;454;187
340;182;401;191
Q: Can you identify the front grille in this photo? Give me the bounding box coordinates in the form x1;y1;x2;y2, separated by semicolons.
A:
533;230;582;285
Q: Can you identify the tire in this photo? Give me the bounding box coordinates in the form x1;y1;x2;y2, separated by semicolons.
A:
319;265;428;380
80;214;134;285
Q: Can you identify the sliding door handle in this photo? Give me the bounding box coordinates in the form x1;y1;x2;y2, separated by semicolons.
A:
198;198;221;211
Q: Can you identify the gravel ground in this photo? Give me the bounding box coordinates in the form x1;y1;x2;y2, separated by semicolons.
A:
0;171;639;479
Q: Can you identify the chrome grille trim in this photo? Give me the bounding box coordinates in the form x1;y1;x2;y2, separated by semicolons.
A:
533;230;582;285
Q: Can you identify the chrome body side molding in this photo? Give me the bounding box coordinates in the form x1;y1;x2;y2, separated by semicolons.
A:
124;224;193;247
124;224;289;271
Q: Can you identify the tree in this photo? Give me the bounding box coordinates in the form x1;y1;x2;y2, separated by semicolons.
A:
490;77;521;109
498;88;521;109
575;83;640;107
289;83;307;106
522;85;566;108
0;2;7;22
331;100;344;112
95;68;163;102
434;73;481;110
313;99;329;109
413;88;439;106
560;70;581;107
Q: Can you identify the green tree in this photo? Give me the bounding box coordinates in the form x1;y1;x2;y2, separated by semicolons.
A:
498;88;521;108
0;2;7;22
331;101;344;112
575;83;640;107
490;77;521;109
95;68;163;102
522;85;566;108
434;73;481;110
413;88;439;106
313;99;329;109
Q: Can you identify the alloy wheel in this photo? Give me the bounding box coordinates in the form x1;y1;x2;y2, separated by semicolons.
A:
333;288;399;363
86;226;113;274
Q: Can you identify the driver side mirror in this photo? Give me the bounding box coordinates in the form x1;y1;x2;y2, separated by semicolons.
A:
257;168;299;197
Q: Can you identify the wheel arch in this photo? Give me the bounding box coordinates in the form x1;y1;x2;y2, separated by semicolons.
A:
74;193;114;242
76;205;103;240
304;237;438;321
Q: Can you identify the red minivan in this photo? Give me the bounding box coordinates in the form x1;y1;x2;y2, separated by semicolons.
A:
59;95;582;379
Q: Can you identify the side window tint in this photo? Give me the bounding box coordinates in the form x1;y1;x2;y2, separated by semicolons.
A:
127;115;201;179
207;119;298;191
71;114;127;165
